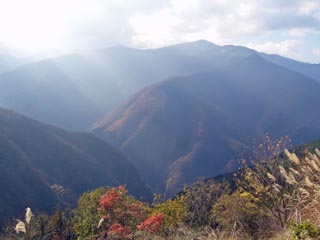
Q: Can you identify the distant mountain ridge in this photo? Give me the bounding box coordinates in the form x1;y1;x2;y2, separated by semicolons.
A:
92;52;320;195
0;60;102;130
0;54;27;74
0;107;150;224
259;53;320;84
1;40;318;131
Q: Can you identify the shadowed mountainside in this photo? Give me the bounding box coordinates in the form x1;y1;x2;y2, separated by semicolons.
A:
260;53;320;84
0;107;150;224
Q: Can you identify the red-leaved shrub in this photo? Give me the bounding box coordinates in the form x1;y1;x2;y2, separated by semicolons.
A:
98;186;163;238
137;213;164;233
107;223;131;238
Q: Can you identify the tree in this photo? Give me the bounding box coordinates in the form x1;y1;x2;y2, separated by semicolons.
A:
183;179;230;227
47;206;75;240
212;190;271;239
151;194;188;231
235;136;297;229
72;187;107;240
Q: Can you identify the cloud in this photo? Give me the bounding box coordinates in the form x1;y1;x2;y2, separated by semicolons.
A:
298;1;320;15
129;0;320;48
50;0;172;51
130;0;261;47
313;49;320;56
0;0;319;62
0;0;170;53
288;28;320;37
126;0;320;62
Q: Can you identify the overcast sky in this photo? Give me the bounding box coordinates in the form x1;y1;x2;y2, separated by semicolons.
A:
0;0;319;63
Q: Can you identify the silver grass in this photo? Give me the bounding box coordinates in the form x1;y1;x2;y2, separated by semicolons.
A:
302;166;309;173
98;217;104;228
288;172;298;184
289;167;300;177
315;148;320;157
283;194;291;199
267;172;276;181
279;166;288;178
311;153;319;162
279;165;298;185
286;177;297;185
15;220;26;234
298;187;310;197
274;183;282;190
311;160;320;172
284;149;300;165
25;207;33;224
305;176;314;188
306;153;320;168
306;165;314;174
272;185;280;193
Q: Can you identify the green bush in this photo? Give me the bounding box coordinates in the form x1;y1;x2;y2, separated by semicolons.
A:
71;187;108;240
152;194;188;231
290;221;320;240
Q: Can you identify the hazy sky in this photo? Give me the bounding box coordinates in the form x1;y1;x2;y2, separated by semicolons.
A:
0;0;319;63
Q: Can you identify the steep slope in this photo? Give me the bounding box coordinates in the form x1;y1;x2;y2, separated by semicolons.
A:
0;107;150;224
93;55;320;195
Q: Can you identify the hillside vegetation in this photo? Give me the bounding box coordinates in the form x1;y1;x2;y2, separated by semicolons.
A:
3;138;320;240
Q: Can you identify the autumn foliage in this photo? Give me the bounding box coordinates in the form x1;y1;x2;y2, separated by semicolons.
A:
99;186;126;210
97;186;164;239
137;213;164;233
107;223;131;239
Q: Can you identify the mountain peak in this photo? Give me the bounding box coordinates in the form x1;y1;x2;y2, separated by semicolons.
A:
193;39;217;46
162;39;218;55
175;39;218;48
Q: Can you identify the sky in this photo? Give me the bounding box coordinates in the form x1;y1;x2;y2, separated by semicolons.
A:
0;0;319;63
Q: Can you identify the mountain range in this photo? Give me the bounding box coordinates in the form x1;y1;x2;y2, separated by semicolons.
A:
1;40;318;131
92;44;320;194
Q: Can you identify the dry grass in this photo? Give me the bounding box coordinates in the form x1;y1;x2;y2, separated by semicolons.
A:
267;229;291;240
137;226;263;240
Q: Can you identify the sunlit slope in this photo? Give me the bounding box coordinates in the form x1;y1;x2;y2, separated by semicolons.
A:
93;54;320;194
